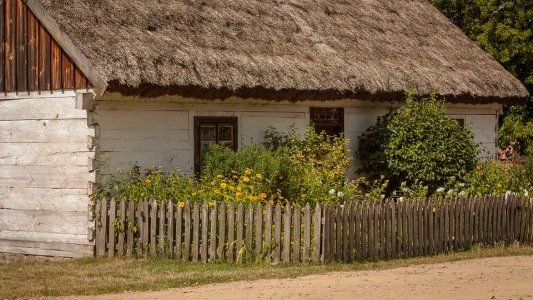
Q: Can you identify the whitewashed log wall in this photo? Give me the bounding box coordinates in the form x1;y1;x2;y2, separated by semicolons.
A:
95;94;500;177
0;91;94;258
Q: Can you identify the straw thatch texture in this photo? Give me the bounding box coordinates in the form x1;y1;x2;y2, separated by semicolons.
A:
40;0;528;102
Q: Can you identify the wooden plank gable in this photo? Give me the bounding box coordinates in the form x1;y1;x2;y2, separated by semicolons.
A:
0;0;90;93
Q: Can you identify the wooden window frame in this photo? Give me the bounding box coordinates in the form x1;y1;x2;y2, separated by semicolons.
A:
309;107;345;136
194;116;238;174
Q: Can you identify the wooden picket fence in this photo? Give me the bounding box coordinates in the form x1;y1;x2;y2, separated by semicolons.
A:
94;195;533;263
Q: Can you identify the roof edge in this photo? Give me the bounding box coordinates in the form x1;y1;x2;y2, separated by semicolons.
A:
24;0;108;96
107;82;529;104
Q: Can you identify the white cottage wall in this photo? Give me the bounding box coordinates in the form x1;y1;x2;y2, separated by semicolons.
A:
94;94;500;177
0;91;94;259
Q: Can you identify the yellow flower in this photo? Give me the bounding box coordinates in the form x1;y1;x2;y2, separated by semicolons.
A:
144;178;151;185
242;176;250;183
237;186;242;192
208;201;214;207
217;175;224;179
220;182;227;189
258;193;267;200
229;186;235;191
179;201;185;208
236;192;242;198
256;173;263;180
215;189;221;194
244;168;252;175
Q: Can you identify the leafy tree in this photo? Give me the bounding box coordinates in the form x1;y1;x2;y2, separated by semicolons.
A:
431;0;532;155
358;90;479;193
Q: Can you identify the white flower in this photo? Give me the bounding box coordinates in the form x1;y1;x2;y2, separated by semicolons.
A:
436;187;445;193
524;190;529;197
337;191;344;198
399;197;405;202
458;183;465;187
380;195;386;200
329;189;336;195
447;189;454;194
458;191;466;197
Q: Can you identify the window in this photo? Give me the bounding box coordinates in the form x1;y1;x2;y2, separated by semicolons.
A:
454;118;465;129
310;107;344;136
194;117;238;174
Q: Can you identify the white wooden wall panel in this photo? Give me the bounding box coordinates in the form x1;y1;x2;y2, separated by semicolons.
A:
0;93;92;258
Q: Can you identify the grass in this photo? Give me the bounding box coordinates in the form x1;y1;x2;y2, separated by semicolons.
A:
1;244;533;299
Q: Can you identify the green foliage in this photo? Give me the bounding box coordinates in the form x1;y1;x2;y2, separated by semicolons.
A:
431;0;533;154
463;161;532;196
358;90;479;193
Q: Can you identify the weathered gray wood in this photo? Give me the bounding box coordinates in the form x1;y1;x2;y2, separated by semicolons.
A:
355;203;362;260
282;204;292;263
217;202;226;259
192;202;200;262
383;203;390;259
273;204;282;263
487;196;494;244
159;201;166;255
201;203;209;263
395;201;402;257
479;196;486;245
329;205;335;261
312;203;321;262
361;202;368;260
403;201;410;257
126;201;135;256
369;203;375;260
428;199;434;254
348;203;355;262
135;201;143;256
265;204;273;262
303;203;311;262
236;203;244;263
117;200;126;257
322;205;329;263
142;201;149;257
336;204;342;261
107;198;116;257
293;204;301;262
167;201;174;258
255;203;263;257
245;204;254;262
444;200;449;252
342;203;349;262
95;200;104;256
412;201;419;256
390;201;396;259
150;200;158;255
529;198;533;245
183;202;191;262
175;203;183;260
226;203;235;263
209;202;218;262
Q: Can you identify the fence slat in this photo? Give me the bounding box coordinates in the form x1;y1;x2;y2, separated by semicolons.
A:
107;199;116;257
135;201;143;256
175;202;183;261
126;201;134;256
342;204;349;262
282;204;292;263
390;202;396;259
406;201;413;256
361;203;368;260
159;201;166;256
141;201;149;256
379;203;385;259
227;203;235;263
370;203;376;260
217;202;226;260
183;202;191;262
236;203;244;263
116;200;126;256
312;203;321;262
335;205;342;261
402;201;409;257
192;202;200;262
149;200;157;255
245;204;254;262
348;203;355;262
167;201;174;258
274;204;282;263
201;203;209;263
133;200;143;257
265;204;273;262
293;204;301;262
95;200;104;256
303;203;311;262
322;205;330;263
255;203;263;258
412;201;419;256
355;203;363;260
209;202;217;262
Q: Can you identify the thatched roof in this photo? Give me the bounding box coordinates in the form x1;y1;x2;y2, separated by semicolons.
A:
39;0;528;103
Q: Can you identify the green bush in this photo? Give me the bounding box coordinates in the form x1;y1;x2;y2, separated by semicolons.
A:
358;90;479;193
463;161;532;196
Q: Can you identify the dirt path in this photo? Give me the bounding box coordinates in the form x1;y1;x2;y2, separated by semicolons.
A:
60;256;533;300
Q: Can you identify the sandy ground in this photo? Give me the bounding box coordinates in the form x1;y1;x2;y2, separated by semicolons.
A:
60;256;533;300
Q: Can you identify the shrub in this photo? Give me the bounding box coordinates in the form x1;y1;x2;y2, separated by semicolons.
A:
462;161;532;197
358;90;479;193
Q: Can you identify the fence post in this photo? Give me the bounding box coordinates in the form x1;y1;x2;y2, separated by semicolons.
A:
209;202;218;263
312;203;321;262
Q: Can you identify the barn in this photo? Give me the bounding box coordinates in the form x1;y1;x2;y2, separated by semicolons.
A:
0;0;529;259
